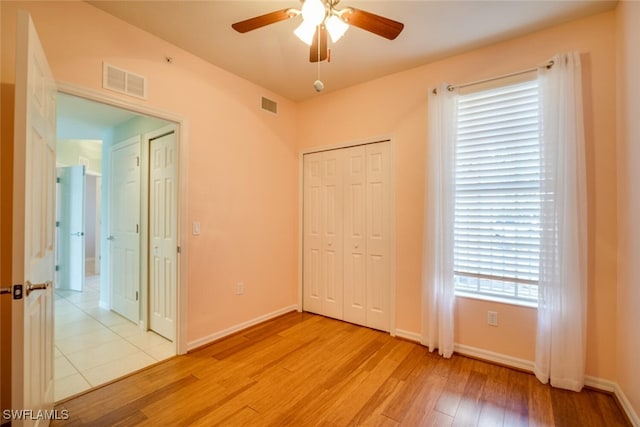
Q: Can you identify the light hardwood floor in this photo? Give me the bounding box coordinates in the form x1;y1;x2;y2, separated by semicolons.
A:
53;311;630;426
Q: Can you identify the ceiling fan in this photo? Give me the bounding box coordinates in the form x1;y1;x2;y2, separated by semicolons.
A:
231;0;404;63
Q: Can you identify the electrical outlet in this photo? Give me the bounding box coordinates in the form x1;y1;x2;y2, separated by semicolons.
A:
236;282;244;295
487;311;498;326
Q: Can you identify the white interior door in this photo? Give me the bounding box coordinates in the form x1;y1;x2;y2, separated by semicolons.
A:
343;145;367;325
149;130;177;340
303;152;323;314
12;10;56;426
365;142;391;331
302;142;392;332
95;176;102;275
109;136;141;324
321;150;344;320
56;165;85;291
303;150;344;320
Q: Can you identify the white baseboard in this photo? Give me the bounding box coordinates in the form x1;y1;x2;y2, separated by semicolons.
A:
188;319;639;425
186;305;298;352
583;377;639;426
456;344;639;425
392;330;639;426
454;343;535;372
611;383;640;427
394;329;421;343
584;375;616;393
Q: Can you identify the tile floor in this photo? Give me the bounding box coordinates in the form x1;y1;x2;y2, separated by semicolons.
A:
54;275;175;402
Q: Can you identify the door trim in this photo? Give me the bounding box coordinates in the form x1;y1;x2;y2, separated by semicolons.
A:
56;81;189;355
298;135;397;336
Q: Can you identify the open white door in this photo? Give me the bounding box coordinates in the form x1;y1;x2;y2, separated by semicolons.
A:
12;10;57;427
109;136;141;324
149;129;177;340
56;165;85;291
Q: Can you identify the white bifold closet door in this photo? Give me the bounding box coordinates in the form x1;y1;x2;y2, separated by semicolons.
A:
303;141;391;332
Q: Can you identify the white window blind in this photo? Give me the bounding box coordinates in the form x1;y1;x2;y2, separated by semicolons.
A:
454;79;540;303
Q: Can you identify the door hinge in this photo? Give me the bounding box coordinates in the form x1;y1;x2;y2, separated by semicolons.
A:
136;291;139;301
177;246;181;254
136;224;139;234
56;177;61;183
136;156;140;167
56;221;60;228
55;265;60;272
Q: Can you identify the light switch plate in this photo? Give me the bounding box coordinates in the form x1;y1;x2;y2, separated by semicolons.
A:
192;221;201;235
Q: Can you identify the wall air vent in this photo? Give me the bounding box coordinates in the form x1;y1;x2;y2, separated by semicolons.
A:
103;63;147;99
261;96;278;114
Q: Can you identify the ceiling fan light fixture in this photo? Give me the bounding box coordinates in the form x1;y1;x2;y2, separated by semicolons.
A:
301;0;326;27
326;15;348;42
294;21;316;46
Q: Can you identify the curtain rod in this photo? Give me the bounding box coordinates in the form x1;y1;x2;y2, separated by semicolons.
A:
432;60;554;95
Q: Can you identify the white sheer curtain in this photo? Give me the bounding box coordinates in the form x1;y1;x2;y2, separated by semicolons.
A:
535;52;588;392
422;84;457;357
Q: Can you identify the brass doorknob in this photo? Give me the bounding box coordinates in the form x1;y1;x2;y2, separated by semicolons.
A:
25;280;52;296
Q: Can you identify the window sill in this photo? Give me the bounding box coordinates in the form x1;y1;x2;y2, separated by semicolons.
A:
455;291;538;309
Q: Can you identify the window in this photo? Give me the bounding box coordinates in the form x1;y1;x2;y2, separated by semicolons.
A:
453;79;540;304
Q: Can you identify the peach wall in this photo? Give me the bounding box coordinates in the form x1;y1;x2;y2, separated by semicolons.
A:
298;12;618;379
616;1;640;419
0;0;627;401
0;1;299;343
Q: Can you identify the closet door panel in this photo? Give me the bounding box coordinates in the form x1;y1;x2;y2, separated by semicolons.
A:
321;151;344;320
304;142;391;331
366;142;391;331
303;153;323;314
343;145;366;326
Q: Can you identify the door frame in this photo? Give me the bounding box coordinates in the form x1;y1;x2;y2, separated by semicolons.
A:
298;136;397;336
57;82;189;354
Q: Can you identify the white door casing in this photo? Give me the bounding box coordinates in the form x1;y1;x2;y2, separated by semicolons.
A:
149;130;177;341
12;10;56;426
109;136;141;324
56;83;187;355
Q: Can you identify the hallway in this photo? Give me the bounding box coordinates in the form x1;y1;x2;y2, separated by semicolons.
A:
54;276;174;401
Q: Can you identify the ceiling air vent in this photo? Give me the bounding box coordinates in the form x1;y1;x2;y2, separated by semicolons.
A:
103;63;147;99
261;96;278;114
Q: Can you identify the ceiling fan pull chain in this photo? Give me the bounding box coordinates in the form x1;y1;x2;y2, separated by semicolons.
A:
314;25;325;92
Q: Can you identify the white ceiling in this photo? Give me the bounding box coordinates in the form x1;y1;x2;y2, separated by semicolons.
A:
86;0;616;102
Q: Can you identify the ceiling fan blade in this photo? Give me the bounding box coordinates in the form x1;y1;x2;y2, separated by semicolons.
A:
310;26;328;62
232;9;294;33
343;8;404;40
